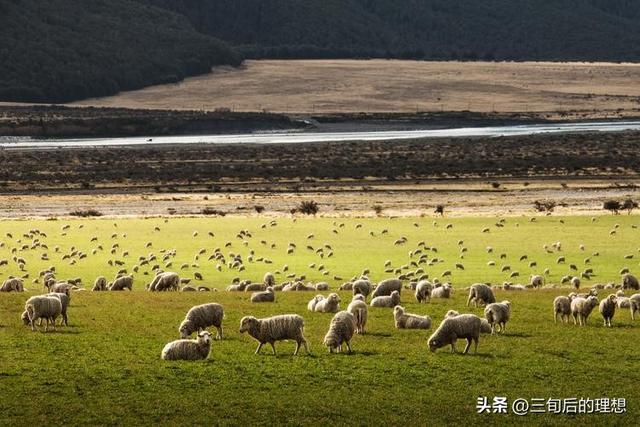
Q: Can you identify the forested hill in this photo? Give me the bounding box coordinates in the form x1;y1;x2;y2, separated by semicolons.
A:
0;0;241;103
3;0;640;103
142;0;640;61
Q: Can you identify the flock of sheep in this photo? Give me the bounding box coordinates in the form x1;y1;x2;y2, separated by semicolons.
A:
1;220;640;360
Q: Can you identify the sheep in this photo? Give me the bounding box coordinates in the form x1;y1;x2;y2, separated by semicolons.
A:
445;310;492;334
314;293;341;313
571;277;581;290
553;296;572;324
483;301;511;333
599;294;617;327
92;276;107;291
529;274;544;288
622;273;639;290
370;290;400;308
428;314;482;354
339;282;353;291
307;295;324;312
415;280;432;303
352;279;371;297
48;292;70;326
250;287;275;303
109;275;133;291
466;283;495;307
0;278;24;292
161;331;212;361
393;306;432;330
179;303;224;339
239;314;309;355
570;296;599;326
629;294;640;320
23;295;62;332
371;278;402;298
347;294;368;334
50;282;73;295
244;283;267;292
148;272;179;292
323;311;357;353
263;272;276;287
181;286;197;292
431;283;452;299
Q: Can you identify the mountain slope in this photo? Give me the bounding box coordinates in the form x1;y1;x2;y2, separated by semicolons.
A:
0;0;241;103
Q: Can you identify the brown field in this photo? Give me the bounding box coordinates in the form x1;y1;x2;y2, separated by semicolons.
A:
72;60;640;118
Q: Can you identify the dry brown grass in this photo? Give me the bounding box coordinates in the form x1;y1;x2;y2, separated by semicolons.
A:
71;60;640;117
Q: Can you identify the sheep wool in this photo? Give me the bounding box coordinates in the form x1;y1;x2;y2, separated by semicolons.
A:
553;296;572;324
371;278;402;298
24;295;62;332
161;331;212;361
250;287;275;303
570;296;599;326
415;280;432;303
239;314;309;355
483;301;511;333
92;276;108;291
314;293;341;313
466;283;495;307
323;311;357;353
370;290;401;308
599;294;617;327
428;314;482;354
431;283;452;299
179;303;224;339
393;306;431;330
347;295;368;334
352;279;371;297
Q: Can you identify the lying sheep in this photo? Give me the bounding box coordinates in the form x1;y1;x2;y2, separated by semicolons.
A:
244;283;267;292
323;311;357;353
149;272;179;292
370;290;400;308
483;301;511;333
251;287;275;303
307;295;324;312
599;294;617;327
393;306;431;329
181;286;197;292
347;294;368;334
161;331;212;361
314;293;341;313
431;283;452;299
263;272;276;287
571;296;599;326
239;314;309;355
622;273;639;290
1;278;24;292
428;314;482;354
553;296;572;324
371;278;402;298
415;280;432;303
352;279;371;297
315;282;329;291
466;283;495;307
92;276;107;291
48;292;70;326
110;275;133;291
179;303;224;339
24;295;62;332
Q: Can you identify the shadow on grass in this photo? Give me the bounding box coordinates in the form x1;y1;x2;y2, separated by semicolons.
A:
502;332;532;338
364;332;393;338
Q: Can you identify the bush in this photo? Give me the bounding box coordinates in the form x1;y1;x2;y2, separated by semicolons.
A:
254;205;265;213
372;205;383;216
298;200;319;215
69;209;102;217
434;204;445;216
603;200;621;214
622;199;638;215
201;208;226;216
533;200;557;213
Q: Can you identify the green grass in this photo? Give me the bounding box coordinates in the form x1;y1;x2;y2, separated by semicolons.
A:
0;214;639;425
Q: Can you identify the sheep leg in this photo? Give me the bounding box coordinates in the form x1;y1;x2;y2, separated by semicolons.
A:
572;313;577;325
554;312;558;324
63;313;68;326
294;341;300;356
254;343;264;354
466;294;473;307
301;339;310;355
463;338;472;354
216;326;223;340
270;343;277;355
474;337;479;353
345;341;352;354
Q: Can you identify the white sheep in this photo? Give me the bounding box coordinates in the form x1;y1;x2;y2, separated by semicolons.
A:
323;311;357;353
428;314;482;354
466;283;495;307
370;290;400;308
599;294;617;327
570;296;599;326
92;276;107;291
553;296;572;324
251;287;275;303
347;294;368;334
371;278;402;298
109;275;133;291
148;272;179;292
179;303;224;339
529;274;544;288
239;314;309;355
161;331;212;361
24;295;62;332
48;292;70;326
307;295;324;312
263;272;276;287
483;301;511;333
622;273;639;290
352;279;371;297
415;280;432;303
314;293;341;313
445;310;492;334
393;306;431;329
0;277;24;292
431;283;452;299
629;294;640;320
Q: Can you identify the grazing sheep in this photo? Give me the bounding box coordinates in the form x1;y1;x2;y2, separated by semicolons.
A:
571;277;581;290
50;282;73;295
110;275;133;291
161;331;212;361
415;280;432;303
530;274;544;288
570;296;599;326
599;294;617;327
251;287;275;303
553;296;572;324
179;303;224;339
431;283;452;299
370;290;400;308
307;295;324;312
149;272;179;292
315;282;329;291
48;292;70;326
0;278;24;292
371;278;402;298
629;294;640;320
92;276;107;291
466;283;495;307
393;306;431;330
483;301;511;333
347;295;368;334
314;293;341;313
263;272;276;287
446;310;492;334
428;314;482;354
239;314;309;355
622;273;639;290
323;311;357;353
24;295;62;332
352;279;371;297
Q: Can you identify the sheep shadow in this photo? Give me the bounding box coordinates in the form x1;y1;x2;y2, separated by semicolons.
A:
363;331;393;338
501;332;531;338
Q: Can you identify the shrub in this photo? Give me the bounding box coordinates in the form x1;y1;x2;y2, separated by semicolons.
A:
201;208;226;216
622;199;638;215
434;204;445;216
603;200;621;215
298;200;319;215
533;200;557;213
69;209;102;217
372;205;383;216
254;205;265;213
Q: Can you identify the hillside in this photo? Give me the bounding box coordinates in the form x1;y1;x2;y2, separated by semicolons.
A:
143;0;640;61
0;0;241;103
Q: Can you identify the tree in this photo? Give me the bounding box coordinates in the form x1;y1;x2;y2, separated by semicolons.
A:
622;199;638;215
603;200;621;215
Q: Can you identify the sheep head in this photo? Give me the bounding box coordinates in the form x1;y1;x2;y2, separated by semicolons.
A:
239;316;258;333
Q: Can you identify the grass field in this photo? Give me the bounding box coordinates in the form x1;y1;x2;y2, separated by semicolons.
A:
72;60;640;118
1;214;639;425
